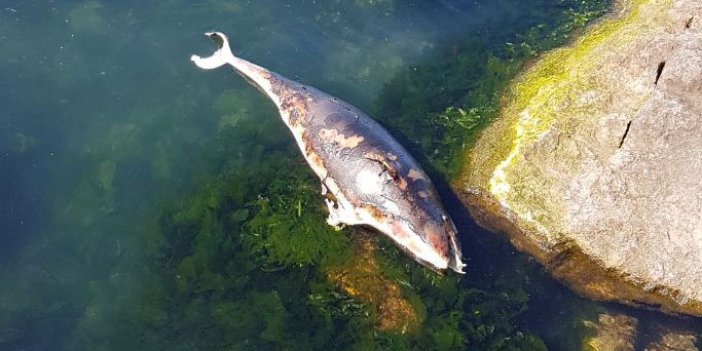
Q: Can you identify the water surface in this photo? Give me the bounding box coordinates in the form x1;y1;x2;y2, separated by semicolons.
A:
3;1;697;350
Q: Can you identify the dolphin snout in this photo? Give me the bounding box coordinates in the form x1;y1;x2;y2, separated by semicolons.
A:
406;214;464;273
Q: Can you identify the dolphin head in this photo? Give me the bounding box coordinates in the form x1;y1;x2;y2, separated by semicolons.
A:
388;209;465;274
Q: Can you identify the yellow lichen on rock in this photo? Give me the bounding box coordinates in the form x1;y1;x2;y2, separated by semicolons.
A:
326;233;420;334
468;0;664;235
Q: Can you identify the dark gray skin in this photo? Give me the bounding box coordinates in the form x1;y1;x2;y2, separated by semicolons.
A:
192;32;465;273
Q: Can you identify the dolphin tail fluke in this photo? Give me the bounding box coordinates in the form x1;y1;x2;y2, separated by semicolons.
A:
191;32;235;70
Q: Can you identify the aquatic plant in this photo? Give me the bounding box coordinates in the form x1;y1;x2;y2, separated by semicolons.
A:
242;166;352;268
373;0;610;179
65;110;545;350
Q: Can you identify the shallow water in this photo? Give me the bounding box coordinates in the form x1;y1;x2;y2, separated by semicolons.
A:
1;1;700;350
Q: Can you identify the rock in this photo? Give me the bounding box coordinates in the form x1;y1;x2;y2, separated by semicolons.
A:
326;231;420;334
459;0;702;316
580;310;700;351
644;326;699;351
583;312;638;351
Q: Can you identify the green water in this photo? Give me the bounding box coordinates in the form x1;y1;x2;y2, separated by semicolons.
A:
2;1;699;350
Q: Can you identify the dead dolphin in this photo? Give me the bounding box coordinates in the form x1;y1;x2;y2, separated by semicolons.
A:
191;32;465;273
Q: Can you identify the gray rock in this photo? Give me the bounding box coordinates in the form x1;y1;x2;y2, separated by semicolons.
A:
584;312;638;351
460;0;702;316
644;327;699;351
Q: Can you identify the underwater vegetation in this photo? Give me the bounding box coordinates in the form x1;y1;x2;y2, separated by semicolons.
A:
88;2;607;349
373;0;610;179
36;118;542;350
0;0;614;350
114;126;551;350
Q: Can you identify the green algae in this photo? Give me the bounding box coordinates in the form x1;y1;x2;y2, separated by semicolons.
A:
46;101;554;349
374;1;610;180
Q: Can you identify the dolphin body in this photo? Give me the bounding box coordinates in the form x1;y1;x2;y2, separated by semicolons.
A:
192;32;465;273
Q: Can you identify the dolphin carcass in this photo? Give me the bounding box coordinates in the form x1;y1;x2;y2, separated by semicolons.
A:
192;32;465;273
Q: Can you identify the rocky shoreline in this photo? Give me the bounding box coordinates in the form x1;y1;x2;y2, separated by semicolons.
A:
458;0;702;317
